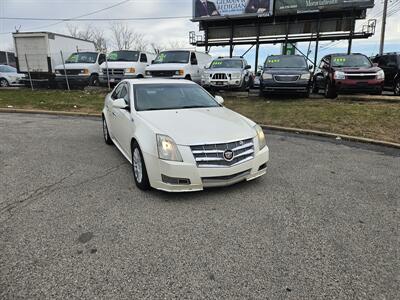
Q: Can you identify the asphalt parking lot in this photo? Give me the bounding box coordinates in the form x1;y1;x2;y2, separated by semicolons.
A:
0;113;399;299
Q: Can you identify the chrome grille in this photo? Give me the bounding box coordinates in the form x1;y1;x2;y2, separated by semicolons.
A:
274;75;299;82
212;73;228;80
190;138;254;168
346;74;376;80
58;69;81;75
102;69;125;76
149;70;176;77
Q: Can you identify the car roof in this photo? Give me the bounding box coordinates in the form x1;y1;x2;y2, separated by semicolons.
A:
123;78;197;85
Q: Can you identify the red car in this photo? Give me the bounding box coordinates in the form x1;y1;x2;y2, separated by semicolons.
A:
312;53;384;99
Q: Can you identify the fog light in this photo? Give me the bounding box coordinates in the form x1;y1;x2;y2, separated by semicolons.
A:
162;174;191;185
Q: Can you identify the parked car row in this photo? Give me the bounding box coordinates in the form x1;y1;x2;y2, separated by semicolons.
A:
258;53;400;98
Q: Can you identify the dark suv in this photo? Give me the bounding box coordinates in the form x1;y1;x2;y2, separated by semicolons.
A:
312;53;384;99
372;53;400;96
260;55;311;97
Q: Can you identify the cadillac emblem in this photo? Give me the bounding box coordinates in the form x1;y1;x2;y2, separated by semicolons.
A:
223;149;234;161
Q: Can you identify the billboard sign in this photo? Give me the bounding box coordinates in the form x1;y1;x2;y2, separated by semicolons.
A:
193;0;273;19
274;0;374;16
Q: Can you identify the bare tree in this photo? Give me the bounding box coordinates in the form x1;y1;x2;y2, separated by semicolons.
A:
166;40;187;50
110;22;148;51
150;42;164;54
67;24;93;40
92;28;108;51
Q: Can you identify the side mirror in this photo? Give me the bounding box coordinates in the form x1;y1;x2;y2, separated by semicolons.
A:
245;65;251;70
113;98;128;109
151;60;155;64
215;95;224;105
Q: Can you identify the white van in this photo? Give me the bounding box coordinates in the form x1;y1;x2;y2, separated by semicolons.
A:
54;51;106;87
99;50;155;85
145;50;212;83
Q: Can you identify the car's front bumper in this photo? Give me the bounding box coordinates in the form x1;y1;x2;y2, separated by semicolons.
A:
202;78;243;89
334;79;384;93
261;79;310;93
143;145;269;192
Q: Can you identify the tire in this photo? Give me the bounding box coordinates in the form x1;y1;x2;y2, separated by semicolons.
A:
102;116;113;145
184;75;192;81
324;80;337;99
0;78;9;87
131;141;150;190
394;80;400;96
89;74;99;86
136;74;144;79
311;80;319;94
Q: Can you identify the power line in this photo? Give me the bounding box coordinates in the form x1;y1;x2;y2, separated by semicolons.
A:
0;16;191;21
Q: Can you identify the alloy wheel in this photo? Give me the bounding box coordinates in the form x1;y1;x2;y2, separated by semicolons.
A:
133;148;143;183
0;79;9;87
103;119;108;141
395;81;400;96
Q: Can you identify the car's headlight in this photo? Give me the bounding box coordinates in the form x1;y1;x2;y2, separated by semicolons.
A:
262;73;272;80
79;69;89;75
125;67;136;74
156;134;183;162
55;69;61;75
300;73;311;80
376;70;385;80
334;71;345;80
175;69;184;76
231;73;241;79
254;125;266;150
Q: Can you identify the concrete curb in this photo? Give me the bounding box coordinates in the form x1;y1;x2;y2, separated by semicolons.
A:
1;108;399;149
261;124;400;149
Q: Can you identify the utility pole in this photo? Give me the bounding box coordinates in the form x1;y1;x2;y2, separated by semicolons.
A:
379;0;389;55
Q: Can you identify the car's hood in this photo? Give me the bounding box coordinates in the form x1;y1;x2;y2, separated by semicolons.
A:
138;107;256;145
54;63;94;70
205;68;243;73
146;63;187;71
332;66;381;73
1;72;24;78
264;68;309;74
99;61;137;68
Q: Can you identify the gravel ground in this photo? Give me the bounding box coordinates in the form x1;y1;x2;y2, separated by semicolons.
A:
0;113;399;299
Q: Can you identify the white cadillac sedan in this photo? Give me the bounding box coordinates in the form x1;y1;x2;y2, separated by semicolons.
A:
102;79;269;192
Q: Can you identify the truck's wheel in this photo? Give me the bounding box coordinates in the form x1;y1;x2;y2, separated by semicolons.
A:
89;74;99;86
394;80;400;96
0;78;9;87
185;75;192;81
311;80;319;94
324;80;337;99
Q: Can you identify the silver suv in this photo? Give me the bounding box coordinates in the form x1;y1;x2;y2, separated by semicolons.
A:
201;57;253;91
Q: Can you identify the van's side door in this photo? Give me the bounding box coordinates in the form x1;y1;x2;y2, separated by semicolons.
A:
189;52;201;83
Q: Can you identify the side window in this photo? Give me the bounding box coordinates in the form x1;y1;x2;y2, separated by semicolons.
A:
378;56;388;67
140;53;147;63
118;84;130;106
111;84;123;100
98;54;106;65
191;52;198;65
387;55;397;68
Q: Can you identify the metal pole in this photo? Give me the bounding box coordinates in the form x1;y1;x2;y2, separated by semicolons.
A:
230;23;234;58
60;50;70;91
379;0;389;55
105;50;111;91
314;18;321;72
24;54;34;91
6;51;9;65
255;23;260;73
348;13;355;54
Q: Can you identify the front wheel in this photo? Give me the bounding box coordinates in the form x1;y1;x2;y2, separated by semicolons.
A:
102;117;113;145
131;142;150;190
0;78;9;87
89;74;99;86
394;80;400;96
324;80;337;99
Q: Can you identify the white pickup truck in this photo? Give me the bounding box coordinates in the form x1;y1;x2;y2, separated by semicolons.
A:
99;50;155;85
54;52;106;87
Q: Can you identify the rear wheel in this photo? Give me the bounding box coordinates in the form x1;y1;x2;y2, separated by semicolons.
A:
324;80;337;99
312;80;319;94
131;142;150;190
89;74;99;86
394;80;400;96
0;78;9;87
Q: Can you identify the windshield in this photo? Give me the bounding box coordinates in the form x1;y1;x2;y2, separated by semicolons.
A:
0;65;16;73
107;51;139;62
210;59;243;69
331;55;372;68
65;52;98;64
265;56;307;69
134;84;220;111
153;51;190;64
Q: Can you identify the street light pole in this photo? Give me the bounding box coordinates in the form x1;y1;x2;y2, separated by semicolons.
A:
379;0;389;55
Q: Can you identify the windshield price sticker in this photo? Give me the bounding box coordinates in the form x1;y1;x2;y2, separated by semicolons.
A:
108;52;118;60
268;59;280;64
333;58;347;63
212;61;223;66
68;54;78;62
156;53;166;62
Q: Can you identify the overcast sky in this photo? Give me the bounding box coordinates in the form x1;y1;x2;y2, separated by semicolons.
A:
1;0;399;67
